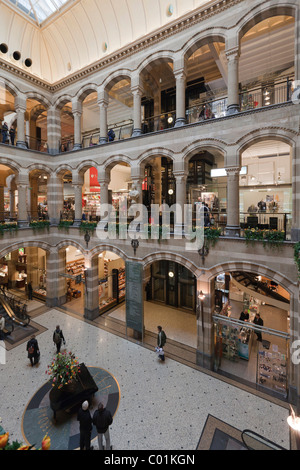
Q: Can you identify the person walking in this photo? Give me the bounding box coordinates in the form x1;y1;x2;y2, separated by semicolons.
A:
26;335;40;366
92;402;113;450
77;401;93;451
157;325;167;362
53;325;65;353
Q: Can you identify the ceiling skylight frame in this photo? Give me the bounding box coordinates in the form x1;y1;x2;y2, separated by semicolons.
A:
5;0;72;26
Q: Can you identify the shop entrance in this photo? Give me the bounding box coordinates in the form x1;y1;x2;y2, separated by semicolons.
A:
63;246;85;314
98;251;125;315
213;271;290;400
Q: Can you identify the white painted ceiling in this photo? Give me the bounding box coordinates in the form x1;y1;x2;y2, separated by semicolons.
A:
0;0;213;83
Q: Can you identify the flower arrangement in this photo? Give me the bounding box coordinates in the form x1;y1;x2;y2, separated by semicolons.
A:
46;351;81;389
58;219;74;229
0;222;18;235
29;220;50;230
204;226;222;247
0;421;50;450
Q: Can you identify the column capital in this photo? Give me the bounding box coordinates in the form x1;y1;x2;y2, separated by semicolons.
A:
131;85;143;96
225;166;240;176
225;46;240;60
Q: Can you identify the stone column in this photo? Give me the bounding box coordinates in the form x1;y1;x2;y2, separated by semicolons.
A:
295;6;300;83
131;86;143;137
225;167;240;237
72;99;83;150
47;174;64;224
16;172;29;227
9;189;15;218
174;70;187;127
47;105;61;155
15;103;27;149
174;171;187;236
73;183;83;226
292;143;300;241
226;47;240;114
46;249;67;307
98;89;109;144
196;278;215;370
0;186;4;221
84;255;99;320
30;176;39;220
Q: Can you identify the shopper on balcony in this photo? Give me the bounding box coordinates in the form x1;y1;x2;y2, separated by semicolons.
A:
254;313;264;342
108;129;115;142
1;122;8;144
9;126;15;146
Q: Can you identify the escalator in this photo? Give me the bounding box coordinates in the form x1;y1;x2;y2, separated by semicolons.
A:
231;272;289;305
0;291;30;333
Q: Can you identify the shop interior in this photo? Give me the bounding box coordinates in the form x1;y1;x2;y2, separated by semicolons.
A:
214;271;290;399
64;247;126;317
0;247;47;304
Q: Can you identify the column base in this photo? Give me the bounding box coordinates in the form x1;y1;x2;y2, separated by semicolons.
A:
196;350;213;370
16;141;27;150
99;137;108;145
72;143;82;151
73;219;82;227
132;128;142;138
84;307;100;321
18;220;29;228
46;295;66;308
174;118;186;128
226;105;240;115
225;225;240;237
291;228;300;242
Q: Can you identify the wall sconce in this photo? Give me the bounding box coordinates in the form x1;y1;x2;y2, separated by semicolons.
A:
198;243;209;265
84;230;90;248
131;238;139;256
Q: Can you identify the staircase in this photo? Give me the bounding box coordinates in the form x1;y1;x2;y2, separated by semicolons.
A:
231;272;289;305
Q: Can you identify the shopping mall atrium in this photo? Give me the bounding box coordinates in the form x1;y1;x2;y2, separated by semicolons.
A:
0;0;300;451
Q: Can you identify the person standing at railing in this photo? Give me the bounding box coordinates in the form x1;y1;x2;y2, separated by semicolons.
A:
108;129;115;142
9;126;15;146
1;122;8;144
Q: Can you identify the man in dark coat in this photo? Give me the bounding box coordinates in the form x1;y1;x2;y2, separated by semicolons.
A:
26;335;40;366
53;325;65;353
77;401;93;450
254;313;264;342
93;402;113;450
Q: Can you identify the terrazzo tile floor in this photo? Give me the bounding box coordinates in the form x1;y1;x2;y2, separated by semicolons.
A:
0;308;291;450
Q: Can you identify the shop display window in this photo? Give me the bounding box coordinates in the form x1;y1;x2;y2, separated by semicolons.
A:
257;345;288;398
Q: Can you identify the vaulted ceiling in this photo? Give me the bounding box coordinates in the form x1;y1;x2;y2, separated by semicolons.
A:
0;0;212;83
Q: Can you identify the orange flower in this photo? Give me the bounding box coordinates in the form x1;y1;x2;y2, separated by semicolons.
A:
0;432;9;449
41;435;51;450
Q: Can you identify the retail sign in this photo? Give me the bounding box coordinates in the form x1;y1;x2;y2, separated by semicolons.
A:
89;167;100;192
125;261;144;334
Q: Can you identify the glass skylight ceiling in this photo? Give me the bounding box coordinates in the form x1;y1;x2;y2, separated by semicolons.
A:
8;0;71;25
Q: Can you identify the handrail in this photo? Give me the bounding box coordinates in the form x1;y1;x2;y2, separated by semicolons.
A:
241;429;286;450
0;289;30;327
212;313;290;340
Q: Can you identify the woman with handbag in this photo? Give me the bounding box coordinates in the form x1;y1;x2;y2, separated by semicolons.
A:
26;335;40;367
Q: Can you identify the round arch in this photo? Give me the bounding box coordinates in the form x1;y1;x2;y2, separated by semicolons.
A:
102;69;132;92
54;94;74;111
182;29;227;60
237;128;296;157
138;148;176;170
0;241;51;260
103;154;133;172
55;164;74;177
182;139;227;165
237;2;296;42
0;78;19;98
89;244;129;261
142;251;201;278
27;163;52;175
25;92;51;109
75;83;98;103
205;260;297;297
56;240;87;255
76;160;100;176
137;50;175;76
0;157;21;175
